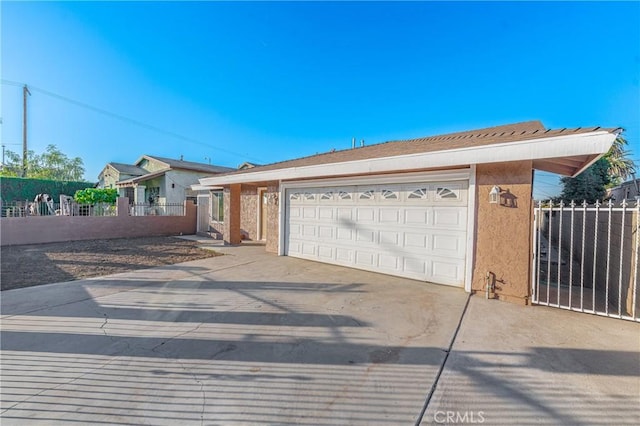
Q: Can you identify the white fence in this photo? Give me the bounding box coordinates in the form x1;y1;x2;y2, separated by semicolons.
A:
532;200;639;322
129;202;186;217
2;200;186;217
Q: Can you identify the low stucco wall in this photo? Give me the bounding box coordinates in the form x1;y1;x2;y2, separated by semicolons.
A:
0;199;196;246
472;161;534;304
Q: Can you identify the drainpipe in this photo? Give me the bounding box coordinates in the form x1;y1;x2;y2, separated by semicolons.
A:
485;271;494;299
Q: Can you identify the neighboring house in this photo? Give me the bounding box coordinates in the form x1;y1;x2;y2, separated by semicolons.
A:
608;178;640;202
195;121;620;305
238;162;261;170
98;155;234;205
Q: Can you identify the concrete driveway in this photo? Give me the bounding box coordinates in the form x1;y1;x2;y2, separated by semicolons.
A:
1;245;638;425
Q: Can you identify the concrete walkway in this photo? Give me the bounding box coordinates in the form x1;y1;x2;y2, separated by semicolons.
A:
1;244;638;425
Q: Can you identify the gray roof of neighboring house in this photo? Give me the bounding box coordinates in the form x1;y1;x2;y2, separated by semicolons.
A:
116;168;172;186
143;156;235;174
108;162;147;176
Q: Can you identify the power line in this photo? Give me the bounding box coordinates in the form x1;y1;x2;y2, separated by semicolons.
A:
1;79;260;163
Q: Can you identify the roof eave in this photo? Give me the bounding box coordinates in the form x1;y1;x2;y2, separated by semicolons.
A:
198;130;618;187
115;168;171;186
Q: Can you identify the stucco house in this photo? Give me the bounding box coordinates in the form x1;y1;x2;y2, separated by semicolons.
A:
98;155;234;205
194;121;619;304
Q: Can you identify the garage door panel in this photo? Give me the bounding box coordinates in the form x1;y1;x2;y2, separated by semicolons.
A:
337;208;353;220
288;240;302;254
336;227;353;240
380;230;399;245
355;251;376;267
336;247;353;263
431;259;464;283
301;243;316;256
356;228;376;243
432;233;465;257
404;233;428;249
289;223;302;237
405;209;429;225
432;208;467;229
404;257;427;274
318;226;333;239
379;209;400;223
379;254;400;270
318;208;333;219
356;208;376;222
303;207;317;219
318;245;334;259
302;225;316;237
285;179;468;287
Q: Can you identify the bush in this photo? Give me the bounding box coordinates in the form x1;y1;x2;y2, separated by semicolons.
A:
74;188;118;204
0;176;95;202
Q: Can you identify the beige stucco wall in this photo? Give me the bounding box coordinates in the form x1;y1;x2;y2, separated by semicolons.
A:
240;185;259;240
472;161;534;304
223;184;242;244
0;199;197;246
265;182;280;253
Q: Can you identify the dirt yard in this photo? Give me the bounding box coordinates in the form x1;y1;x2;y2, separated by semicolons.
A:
1;236;221;291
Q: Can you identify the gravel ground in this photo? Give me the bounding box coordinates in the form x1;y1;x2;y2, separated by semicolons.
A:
1;236;221;291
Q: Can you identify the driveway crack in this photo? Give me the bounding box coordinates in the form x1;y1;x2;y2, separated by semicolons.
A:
414;293;472;425
151;323;209;426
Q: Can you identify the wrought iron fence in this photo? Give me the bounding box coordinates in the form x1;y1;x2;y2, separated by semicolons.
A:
128;202;186;216
532;200;639;322
1;200;118;217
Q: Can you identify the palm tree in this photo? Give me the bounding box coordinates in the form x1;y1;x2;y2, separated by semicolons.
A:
603;135;636;186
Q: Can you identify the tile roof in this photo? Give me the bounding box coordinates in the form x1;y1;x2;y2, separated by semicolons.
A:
215;121;618;177
108;163;147;176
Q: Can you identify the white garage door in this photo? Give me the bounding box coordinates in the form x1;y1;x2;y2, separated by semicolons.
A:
285;180;469;286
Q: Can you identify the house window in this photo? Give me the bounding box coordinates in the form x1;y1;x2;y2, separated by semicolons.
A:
290;192;301;201
338;191;352;200
304;192;315;201
321;192;333;200
436;187;459;200
381;189;398;199
211;190;224;222
359;190;374;200
408;188;428;199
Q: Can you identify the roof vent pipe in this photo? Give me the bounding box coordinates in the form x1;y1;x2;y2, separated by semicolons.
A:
352;137;356;149
361;139;365;147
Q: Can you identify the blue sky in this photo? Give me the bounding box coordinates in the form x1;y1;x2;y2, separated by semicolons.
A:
1;1;639;199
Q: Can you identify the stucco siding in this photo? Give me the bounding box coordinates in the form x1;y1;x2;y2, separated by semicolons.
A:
266;182;280;253
473;161;533;304
240;185;259;240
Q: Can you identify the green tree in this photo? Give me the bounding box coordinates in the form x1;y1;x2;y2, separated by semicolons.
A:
558;134;636;203
558;158;611;204
603;135;636;186
0;144;85;181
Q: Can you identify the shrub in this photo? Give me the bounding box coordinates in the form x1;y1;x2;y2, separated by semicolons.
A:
74;188;118;205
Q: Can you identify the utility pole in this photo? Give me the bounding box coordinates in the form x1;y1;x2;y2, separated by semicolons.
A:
22;84;31;177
